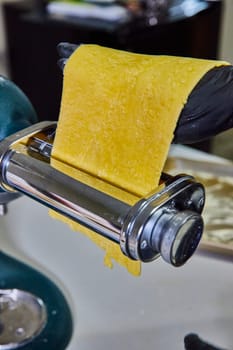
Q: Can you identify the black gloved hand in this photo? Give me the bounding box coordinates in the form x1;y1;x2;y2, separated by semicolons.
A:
175;65;233;144
184;333;227;350
57;42;233;145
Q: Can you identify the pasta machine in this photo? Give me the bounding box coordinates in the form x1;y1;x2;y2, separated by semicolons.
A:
0;120;205;267
0;71;206;350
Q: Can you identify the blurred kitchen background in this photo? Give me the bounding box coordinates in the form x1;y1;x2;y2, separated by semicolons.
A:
0;0;232;159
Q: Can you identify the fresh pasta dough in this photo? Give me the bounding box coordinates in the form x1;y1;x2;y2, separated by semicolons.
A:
51;44;227;275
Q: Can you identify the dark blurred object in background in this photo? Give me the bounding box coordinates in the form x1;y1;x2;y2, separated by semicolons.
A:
2;0;223;151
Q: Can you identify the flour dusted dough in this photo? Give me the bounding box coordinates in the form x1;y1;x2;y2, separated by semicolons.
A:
51;45;227;275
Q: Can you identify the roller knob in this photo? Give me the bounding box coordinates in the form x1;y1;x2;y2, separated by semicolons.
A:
121;175;205;266
150;209;203;266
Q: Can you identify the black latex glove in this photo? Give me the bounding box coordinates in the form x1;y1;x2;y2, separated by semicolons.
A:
184;334;227;350
57;42;233;145
176;66;233;144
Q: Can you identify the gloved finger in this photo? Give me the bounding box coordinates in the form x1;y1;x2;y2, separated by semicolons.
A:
57;58;68;71
57;42;79;60
57;42;80;71
173;65;233;144
184;333;227;350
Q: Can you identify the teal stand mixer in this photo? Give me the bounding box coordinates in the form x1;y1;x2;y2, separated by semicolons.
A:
0;76;73;350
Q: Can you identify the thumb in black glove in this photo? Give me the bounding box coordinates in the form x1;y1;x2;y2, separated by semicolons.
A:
184;333;227;350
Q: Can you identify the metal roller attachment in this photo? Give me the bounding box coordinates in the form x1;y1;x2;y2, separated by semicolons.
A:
0;289;47;349
0;122;205;266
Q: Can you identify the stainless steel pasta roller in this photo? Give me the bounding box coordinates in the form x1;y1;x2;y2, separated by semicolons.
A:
0;121;205;267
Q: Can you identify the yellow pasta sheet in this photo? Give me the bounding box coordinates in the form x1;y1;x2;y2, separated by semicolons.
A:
51;44;227;275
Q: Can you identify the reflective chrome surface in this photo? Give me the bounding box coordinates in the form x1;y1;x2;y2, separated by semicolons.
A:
121;175;204;265
0;144;231;350
0;122;205;266
0;289;47;349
